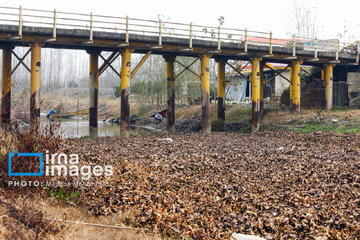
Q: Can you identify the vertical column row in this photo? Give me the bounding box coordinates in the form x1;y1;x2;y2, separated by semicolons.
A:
200;54;211;133
87;49;133;137
88;50;100;137
1;47;12;128
324;64;334;110
289;63;293;109
291;61;301;112
164;55;176;132
217;59;226;130
1;44;42;132
120;49;131;134
30;43;41;133
251;58;262;132
259;61;265;115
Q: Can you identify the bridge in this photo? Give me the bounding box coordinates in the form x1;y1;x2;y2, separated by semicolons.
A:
0;6;359;135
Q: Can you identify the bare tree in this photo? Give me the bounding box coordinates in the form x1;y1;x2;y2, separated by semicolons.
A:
288;0;319;38
337;19;358;43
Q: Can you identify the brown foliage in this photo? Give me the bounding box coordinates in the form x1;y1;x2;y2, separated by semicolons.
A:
59;131;360;239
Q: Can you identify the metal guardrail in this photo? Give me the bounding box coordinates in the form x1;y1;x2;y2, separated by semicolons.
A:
0;5;358;61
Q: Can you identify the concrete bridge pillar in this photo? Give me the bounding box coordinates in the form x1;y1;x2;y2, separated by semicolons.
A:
164;55;176;133
120;49;131;134
88;49;100;137
216;59;226;130
260;61;265;115
200;54;211;133
1;46;13;128
30;43;41;133
324;63;335;110
251;57;262;132
291;60;302;112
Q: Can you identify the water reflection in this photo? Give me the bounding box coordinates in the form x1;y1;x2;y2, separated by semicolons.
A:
48;119;164;138
59;120;121;138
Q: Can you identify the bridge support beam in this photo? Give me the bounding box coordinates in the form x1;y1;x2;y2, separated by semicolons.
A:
251;58;262;132
200;54;211;133
289;63;293;109
30;43;41;133
1;46;13;128
164;55;176;132
120;49;131;133
291;60;302;112
260;61;265;115
324;63;335;110
88;50;100;137
217;59;226;130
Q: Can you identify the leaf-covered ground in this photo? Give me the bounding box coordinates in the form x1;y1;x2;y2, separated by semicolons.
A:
60;131;360;239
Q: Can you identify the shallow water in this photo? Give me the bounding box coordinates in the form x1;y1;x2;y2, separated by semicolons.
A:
44;119;164;138
59;120;122;138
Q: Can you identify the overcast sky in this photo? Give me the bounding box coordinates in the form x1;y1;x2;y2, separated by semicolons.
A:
3;0;360;41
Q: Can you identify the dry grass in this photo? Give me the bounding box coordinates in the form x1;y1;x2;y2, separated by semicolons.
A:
175;105;201;120
39;199;160;240
263;108;360;125
0;193;159;240
0;128;12;155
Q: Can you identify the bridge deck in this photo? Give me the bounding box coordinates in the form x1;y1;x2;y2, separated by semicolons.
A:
0;24;357;66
